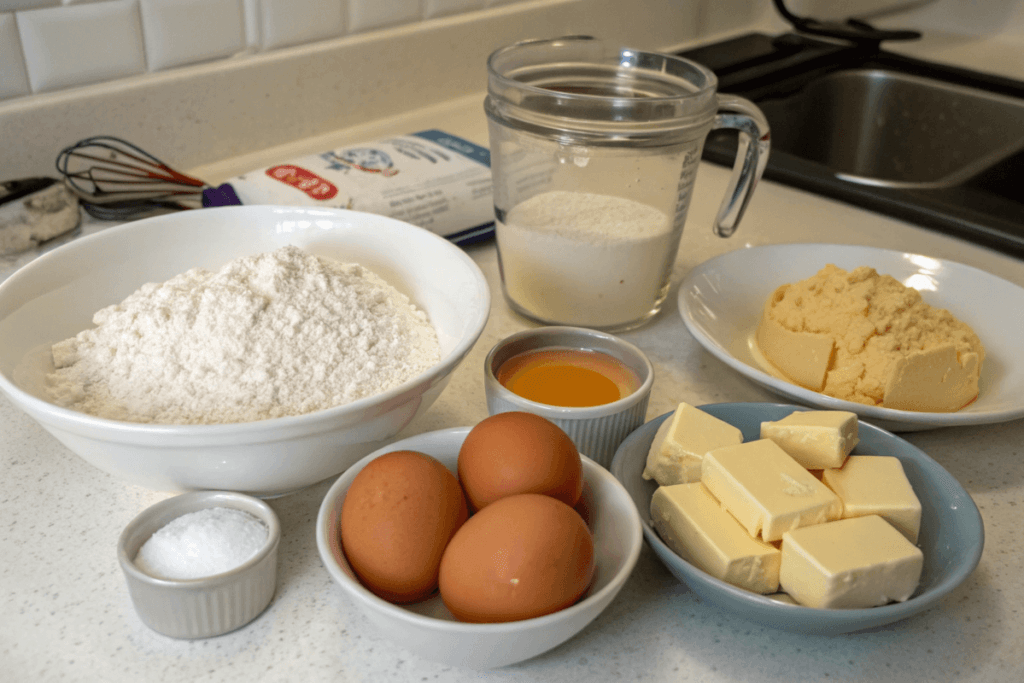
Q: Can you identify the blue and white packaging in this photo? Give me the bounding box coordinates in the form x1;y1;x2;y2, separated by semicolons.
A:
204;130;494;246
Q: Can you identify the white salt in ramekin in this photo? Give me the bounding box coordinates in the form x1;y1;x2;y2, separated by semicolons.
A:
117;491;280;639
484;326;654;468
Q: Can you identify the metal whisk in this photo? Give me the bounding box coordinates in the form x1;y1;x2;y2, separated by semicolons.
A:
55;136;211;221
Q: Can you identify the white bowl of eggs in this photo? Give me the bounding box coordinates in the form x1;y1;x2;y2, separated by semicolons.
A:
0;206;490;497
315;414;644;669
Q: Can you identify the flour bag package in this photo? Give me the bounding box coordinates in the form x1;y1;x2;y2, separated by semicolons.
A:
203;130;495;245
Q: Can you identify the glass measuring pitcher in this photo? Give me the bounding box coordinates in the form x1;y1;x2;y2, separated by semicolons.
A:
485;36;770;332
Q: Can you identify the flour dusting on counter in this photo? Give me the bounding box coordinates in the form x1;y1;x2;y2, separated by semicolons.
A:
46;245;440;424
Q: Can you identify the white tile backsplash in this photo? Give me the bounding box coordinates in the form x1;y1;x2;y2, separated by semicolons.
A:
878;0;1023;36
0;0;733;180
0;0;57;11
0;0;1015;107
242;0;258;47
425;0;483;20
140;0;246;70
16;0;146;93
0;13;31;99
698;0;766;37
0;0;704;104
0;0;744;104
784;0;933;21
348;0;421;33
256;0;346;50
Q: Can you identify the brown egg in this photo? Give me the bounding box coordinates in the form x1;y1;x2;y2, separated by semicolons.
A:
438;493;595;623
574;479;593;529
457;411;583;511
340;450;469;603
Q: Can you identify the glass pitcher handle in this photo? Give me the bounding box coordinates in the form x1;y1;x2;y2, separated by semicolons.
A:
710;94;771;238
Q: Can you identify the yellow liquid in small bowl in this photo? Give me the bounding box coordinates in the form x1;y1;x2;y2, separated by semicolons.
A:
496;348;641;408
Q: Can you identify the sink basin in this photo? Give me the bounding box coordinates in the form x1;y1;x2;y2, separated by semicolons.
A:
681;33;1024;257
760;68;1024;189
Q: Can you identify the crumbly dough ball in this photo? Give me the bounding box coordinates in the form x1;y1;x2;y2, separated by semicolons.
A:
760;264;984;411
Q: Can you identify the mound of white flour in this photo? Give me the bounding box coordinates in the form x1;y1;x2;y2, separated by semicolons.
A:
46;245;441;424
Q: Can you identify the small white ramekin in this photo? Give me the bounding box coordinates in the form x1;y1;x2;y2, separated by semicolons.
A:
484;326;654;467
117;491;280;639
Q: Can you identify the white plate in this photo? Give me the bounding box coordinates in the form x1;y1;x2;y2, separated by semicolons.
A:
677;243;1024;431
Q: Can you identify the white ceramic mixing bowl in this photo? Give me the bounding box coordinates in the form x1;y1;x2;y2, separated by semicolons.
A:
0;206;490;496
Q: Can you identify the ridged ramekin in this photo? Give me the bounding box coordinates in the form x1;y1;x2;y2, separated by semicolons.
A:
484;326;654;467
117;491;280;639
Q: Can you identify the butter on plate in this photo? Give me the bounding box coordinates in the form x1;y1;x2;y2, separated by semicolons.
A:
822;455;922;543
645;407;928;610
756;264;985;412
650;483;780;594
642;402;743;486
760;410;859;470
701;439;842;543
780;515;924;609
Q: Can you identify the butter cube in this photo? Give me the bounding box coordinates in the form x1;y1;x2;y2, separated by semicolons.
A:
760;410;859;470
780;515;924;609
822;456;922;543
650;483;780;594
701;439;842;542
643;402;744;486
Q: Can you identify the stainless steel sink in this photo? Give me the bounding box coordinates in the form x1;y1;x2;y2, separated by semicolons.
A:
759;68;1024;189
681;33;1024;257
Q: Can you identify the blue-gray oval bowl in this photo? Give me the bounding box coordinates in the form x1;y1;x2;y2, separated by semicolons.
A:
609;402;984;635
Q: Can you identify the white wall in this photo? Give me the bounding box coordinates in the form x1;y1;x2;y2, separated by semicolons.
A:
0;0;767;103
0;0;770;179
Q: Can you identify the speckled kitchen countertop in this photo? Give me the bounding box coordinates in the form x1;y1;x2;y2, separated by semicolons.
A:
4;71;1024;683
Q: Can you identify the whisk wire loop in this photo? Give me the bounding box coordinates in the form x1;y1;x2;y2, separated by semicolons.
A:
55;135;210;218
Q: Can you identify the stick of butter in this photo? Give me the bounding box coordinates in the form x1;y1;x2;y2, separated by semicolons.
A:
643;403;744;486
650;483;781;594
780;515;924;609
822;455;922;543
760;410;859;470
701;439;842;542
